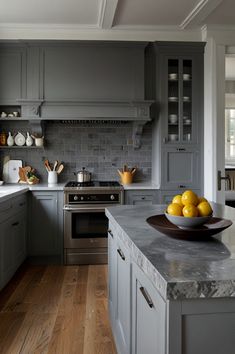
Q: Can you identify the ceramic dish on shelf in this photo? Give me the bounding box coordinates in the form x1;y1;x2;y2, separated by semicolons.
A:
168;114;178;124
14;132;26;146
168;96;178;102
183;118;192;125
146;214;233;240
168;73;178;80
183;96;190;102
183;73;191;80
168;134;178;142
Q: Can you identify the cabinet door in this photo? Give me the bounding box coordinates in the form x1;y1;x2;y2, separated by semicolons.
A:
29;192;59;256
132;263;166;354
0;217;14;289
115;238;131;354
12;211;27;269
108;228;117;330
161;147;200;190
0;46;26;104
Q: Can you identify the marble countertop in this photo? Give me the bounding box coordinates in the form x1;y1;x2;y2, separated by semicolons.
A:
0;183;65;202
106;203;235;301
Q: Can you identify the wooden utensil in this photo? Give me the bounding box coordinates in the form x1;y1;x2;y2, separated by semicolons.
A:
57;164;64;174
44;159;51;172
53;160;59;171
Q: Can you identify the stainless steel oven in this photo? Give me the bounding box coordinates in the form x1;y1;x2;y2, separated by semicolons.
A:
63;182;123;265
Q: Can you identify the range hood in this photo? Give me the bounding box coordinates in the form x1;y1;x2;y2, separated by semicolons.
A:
19;99;154;149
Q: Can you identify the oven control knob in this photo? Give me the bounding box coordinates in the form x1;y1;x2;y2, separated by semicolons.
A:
73;195;79;201
110;194;115;201
80;196;84;201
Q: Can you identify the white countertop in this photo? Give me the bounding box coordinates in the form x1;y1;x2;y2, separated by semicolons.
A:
0;183;65;203
121;181;159;190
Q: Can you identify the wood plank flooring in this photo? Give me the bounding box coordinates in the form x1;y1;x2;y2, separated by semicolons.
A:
0;264;117;354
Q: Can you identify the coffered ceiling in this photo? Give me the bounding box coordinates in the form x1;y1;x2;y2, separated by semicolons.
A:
0;0;234;40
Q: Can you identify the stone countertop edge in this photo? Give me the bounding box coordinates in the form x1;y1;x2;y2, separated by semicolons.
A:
121;181;160;190
106;207;169;301
105;206;235;301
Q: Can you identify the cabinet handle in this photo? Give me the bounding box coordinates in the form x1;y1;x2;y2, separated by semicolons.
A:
108;229;114;238
117;248;125;261
12;221;19;227
140;287;154;308
176;148;186;151
141;197;146;200
19;202;25;207
178;185;186;189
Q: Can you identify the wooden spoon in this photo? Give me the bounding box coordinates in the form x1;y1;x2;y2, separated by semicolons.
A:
44;159;51;172
57;164;64;174
53;160;59;171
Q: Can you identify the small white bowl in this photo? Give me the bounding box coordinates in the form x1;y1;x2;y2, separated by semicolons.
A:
168;134;178;141
0;181;4;186
165;212;212;229
169;114;178;124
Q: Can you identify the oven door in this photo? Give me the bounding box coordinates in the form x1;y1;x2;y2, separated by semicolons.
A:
64;205;108;249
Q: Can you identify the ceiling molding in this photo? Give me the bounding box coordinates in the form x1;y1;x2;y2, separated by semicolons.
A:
98;0;119;29
0;23;201;42
180;0;224;29
201;24;235;45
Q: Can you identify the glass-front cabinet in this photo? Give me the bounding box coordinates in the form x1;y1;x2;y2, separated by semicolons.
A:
167;58;193;143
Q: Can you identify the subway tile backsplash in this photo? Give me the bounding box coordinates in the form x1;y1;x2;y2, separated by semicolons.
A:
0;121;152;183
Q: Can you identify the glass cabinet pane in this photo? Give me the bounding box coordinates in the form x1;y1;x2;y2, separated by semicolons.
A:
168;59;179;142
182;59;192;142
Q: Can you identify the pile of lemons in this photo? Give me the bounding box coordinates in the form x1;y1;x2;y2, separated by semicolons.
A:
167;190;213;217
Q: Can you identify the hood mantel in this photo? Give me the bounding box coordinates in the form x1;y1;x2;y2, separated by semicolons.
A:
19;98;153;149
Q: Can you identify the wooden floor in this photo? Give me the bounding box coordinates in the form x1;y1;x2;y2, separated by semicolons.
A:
0;264;117;354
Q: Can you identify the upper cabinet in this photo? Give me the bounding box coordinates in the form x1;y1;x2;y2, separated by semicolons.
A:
0;45;27;105
146;42;205;192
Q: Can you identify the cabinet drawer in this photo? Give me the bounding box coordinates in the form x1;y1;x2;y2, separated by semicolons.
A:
0;199;13;223
125;190;157;205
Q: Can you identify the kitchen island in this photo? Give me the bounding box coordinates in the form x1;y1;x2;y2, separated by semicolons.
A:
105;204;235;354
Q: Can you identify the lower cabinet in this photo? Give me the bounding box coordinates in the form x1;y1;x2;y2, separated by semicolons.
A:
28;191;63;260
0;194;27;290
132;263;166;354
125;190;158;205
108;227;131;354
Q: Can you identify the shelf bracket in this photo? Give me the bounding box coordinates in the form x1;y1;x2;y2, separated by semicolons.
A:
132;121;147;149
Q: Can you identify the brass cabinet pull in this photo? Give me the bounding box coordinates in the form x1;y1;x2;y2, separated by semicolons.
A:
140;286;154;308
178;185;186;188
176;148;186;151
117;248;125;261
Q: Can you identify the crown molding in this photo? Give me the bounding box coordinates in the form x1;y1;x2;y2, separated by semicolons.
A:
180;0;224;29
201;24;235;44
0;23;201;42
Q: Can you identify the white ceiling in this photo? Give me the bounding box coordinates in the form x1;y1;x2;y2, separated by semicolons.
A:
0;0;235;40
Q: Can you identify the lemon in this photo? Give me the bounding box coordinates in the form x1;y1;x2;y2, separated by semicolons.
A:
197;196;208;204
182;204;198;217
197;201;213;217
167;203;183;216
172;194;183;207
181;190;198;206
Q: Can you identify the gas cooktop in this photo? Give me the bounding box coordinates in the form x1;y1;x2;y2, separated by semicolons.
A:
64;181;122;190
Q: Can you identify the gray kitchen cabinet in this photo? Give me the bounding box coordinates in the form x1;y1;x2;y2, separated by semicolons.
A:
132;262;166;354
108;224;131;354
125;190;158;205
161;146;200;190
0;45;27;105
28;191;63;261
160;189;201;204
108;228;117;330
146;42;204;194
0;194;27;290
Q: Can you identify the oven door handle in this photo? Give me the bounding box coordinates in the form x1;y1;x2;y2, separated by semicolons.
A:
63;206;106;212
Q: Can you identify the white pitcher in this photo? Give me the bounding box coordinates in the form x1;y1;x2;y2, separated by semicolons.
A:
7;132;14;146
26;132;33;146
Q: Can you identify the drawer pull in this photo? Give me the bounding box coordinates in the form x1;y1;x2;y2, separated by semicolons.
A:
178;185;186;189
140;286;154;308
176;148;186;151
108;229;114;238
12;221;19;227
117;248;125;261
19;202;25;207
141;197;145;200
